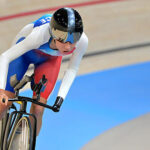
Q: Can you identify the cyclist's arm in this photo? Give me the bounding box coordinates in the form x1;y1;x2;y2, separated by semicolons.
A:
0;24;50;90
57;32;88;99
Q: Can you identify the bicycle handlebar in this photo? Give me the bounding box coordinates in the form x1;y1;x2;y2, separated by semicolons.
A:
2;74;55;111
8;96;53;110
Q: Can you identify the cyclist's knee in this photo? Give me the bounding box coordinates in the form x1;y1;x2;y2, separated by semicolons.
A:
0;90;14;119
0;89;15;98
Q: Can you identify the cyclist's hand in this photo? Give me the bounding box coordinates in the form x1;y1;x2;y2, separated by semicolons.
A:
0;93;9;106
52;96;64;112
52;105;60;112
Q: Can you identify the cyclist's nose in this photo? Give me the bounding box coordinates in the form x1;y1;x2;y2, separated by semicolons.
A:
65;42;72;51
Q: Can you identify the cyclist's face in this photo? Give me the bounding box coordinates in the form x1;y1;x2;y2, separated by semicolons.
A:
55;40;76;55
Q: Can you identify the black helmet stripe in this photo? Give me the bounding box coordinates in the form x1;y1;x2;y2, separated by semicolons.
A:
65;8;75;33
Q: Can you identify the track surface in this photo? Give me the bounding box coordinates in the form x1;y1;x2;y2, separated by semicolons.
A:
0;0;150;149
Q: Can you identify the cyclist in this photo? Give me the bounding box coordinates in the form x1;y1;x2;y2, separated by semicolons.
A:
0;7;88;135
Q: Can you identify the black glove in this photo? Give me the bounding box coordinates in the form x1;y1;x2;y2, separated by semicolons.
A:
52;96;64;112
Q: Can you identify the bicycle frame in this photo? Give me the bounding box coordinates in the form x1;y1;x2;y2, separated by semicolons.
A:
1;74;54;150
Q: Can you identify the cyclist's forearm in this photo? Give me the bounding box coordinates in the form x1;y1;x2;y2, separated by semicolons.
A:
0;44;28;89
58;68;76;99
0;44;25;89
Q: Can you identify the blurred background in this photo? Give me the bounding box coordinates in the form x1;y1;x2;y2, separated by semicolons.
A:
0;0;150;149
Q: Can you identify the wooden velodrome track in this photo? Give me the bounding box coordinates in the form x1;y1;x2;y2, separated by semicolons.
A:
0;0;150;149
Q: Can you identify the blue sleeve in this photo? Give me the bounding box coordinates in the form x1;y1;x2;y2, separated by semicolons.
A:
33;14;53;28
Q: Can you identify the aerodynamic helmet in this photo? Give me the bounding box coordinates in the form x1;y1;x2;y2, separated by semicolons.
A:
50;7;83;43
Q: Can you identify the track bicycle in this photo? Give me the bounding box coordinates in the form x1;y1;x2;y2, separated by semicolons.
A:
0;74;54;150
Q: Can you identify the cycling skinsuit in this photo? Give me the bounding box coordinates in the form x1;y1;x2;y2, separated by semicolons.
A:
0;14;88;100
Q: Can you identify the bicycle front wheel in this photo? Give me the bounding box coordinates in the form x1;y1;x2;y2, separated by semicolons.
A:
8;116;32;150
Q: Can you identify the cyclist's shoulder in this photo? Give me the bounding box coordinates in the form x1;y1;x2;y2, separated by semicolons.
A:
72;32;88;55
32;14;53;28
76;32;88;47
